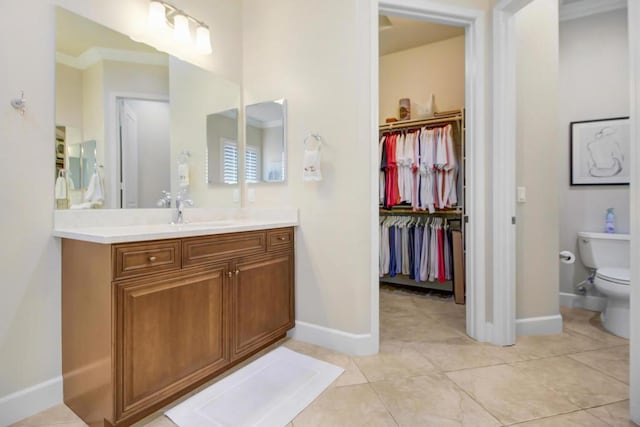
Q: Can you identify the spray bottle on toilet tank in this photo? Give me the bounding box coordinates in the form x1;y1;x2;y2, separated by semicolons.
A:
605;208;616;233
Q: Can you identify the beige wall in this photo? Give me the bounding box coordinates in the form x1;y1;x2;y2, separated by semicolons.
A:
240;0;493;343
242;0;373;334
169;56;241;208
379;35;465;122
515;0;561;320
55;63;83;129
0;0;241;423
558;9;629;296
101;60;169;208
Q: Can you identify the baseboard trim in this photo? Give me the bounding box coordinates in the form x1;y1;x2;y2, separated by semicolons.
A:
288;321;376;356
559;292;607;312
516;314;563;336
0;376;63;426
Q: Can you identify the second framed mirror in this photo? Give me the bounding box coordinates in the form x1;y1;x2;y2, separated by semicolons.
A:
245;100;287;183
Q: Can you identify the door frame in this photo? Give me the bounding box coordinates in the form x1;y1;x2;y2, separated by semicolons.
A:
491;0;537;346
628;1;639;422
373;0;492;344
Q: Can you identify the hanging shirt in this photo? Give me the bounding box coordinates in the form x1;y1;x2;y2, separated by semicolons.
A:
379;136;387;206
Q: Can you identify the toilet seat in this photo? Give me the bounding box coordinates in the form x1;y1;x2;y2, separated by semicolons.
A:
596;267;630;285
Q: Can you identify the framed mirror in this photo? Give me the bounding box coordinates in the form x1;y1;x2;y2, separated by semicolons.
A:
54;7;240;209
245;100;287;183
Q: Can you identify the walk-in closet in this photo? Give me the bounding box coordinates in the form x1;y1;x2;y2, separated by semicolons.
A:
378;16;467;317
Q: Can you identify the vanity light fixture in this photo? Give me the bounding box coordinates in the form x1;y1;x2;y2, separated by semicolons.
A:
147;0;212;54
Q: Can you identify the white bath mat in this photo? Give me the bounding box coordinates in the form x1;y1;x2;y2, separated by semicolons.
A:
165;347;343;427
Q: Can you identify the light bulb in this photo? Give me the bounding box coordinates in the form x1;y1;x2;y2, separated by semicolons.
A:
173;14;191;44
148;1;167;30
195;25;212;54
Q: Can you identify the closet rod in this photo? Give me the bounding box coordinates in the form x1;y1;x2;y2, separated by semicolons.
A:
378;112;463;131
379;208;463;215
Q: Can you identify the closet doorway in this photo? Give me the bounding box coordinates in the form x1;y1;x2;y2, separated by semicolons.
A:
373;1;489;346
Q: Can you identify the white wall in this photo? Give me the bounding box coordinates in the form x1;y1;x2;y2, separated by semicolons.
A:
0;1;242;424
558;9;629;297
514;0;561;322
379;35;465;122
126;99;171;208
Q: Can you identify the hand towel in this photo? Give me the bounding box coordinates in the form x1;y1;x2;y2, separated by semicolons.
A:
303;149;322;181
85;172;105;205
55;175;68;200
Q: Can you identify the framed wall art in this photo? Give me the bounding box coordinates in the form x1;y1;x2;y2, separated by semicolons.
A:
570;117;630;185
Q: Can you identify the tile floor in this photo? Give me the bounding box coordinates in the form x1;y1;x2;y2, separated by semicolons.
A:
12;288;635;427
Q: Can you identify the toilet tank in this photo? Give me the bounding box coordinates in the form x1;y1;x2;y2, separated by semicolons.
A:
577;232;630;269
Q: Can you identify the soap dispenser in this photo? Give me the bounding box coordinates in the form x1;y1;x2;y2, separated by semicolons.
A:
605;208;616;233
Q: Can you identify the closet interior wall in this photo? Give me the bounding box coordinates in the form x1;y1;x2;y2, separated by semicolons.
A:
378;111;466;304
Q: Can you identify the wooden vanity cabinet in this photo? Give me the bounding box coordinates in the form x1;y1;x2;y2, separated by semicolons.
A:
62;228;294;427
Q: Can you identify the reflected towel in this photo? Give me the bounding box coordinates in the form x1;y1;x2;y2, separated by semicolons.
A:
55;176;68;200
70;202;93;210
85;172;104;204
303;149;322;181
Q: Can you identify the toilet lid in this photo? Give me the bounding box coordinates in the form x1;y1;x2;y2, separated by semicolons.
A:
597;267;630;285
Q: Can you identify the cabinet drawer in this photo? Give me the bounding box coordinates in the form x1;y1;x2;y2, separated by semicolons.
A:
267;228;294;252
113;241;181;280
183;231;266;268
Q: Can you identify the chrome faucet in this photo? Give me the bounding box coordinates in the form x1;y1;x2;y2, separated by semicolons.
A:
173;191;193;224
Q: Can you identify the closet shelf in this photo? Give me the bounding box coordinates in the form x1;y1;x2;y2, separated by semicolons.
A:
380;275;454;293
379;207;462;215
379;110;464;131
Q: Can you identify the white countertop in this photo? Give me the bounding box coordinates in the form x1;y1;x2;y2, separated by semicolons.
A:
53;208;298;244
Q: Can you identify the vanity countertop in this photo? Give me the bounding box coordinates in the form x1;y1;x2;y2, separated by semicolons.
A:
53;218;297;244
52;208;299;244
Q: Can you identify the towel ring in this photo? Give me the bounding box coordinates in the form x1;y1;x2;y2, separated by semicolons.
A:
304;133;323;151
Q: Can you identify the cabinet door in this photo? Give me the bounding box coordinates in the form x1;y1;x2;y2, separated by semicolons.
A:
231;252;294;360
115;267;229;419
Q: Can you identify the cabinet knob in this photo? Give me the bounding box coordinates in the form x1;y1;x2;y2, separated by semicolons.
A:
227;271;233;278
148;256;157;262
278;236;287;241
235;270;240;275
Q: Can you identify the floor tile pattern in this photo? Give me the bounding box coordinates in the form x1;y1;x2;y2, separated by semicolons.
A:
12;289;634;427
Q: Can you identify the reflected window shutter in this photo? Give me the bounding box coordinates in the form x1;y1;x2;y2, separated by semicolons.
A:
223;142;238;184
245;148;258;183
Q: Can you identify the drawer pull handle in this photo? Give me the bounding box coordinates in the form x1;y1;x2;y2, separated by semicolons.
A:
235;270;240;275
278;236;287;241
148;256;157;262
227;271;233;278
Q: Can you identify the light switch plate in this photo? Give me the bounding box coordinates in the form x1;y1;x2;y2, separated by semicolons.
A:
517;186;526;203
248;188;256;203
233;189;240;203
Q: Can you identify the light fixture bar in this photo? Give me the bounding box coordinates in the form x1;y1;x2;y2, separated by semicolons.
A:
148;0;212;54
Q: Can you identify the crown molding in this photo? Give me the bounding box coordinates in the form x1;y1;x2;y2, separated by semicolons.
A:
246;118;283;129
56;47;168;70
560;0;627;22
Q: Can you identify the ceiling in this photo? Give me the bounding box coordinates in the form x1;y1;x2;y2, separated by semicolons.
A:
379;16;464;56
56;8;158;57
379;0;626;56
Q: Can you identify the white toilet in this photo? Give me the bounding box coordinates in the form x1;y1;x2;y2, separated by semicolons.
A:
577;231;630;339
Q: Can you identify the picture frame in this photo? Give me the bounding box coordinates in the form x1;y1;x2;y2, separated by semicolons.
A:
570;117;630;186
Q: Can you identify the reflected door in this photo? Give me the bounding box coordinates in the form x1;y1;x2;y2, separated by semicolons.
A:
120;100;139;209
